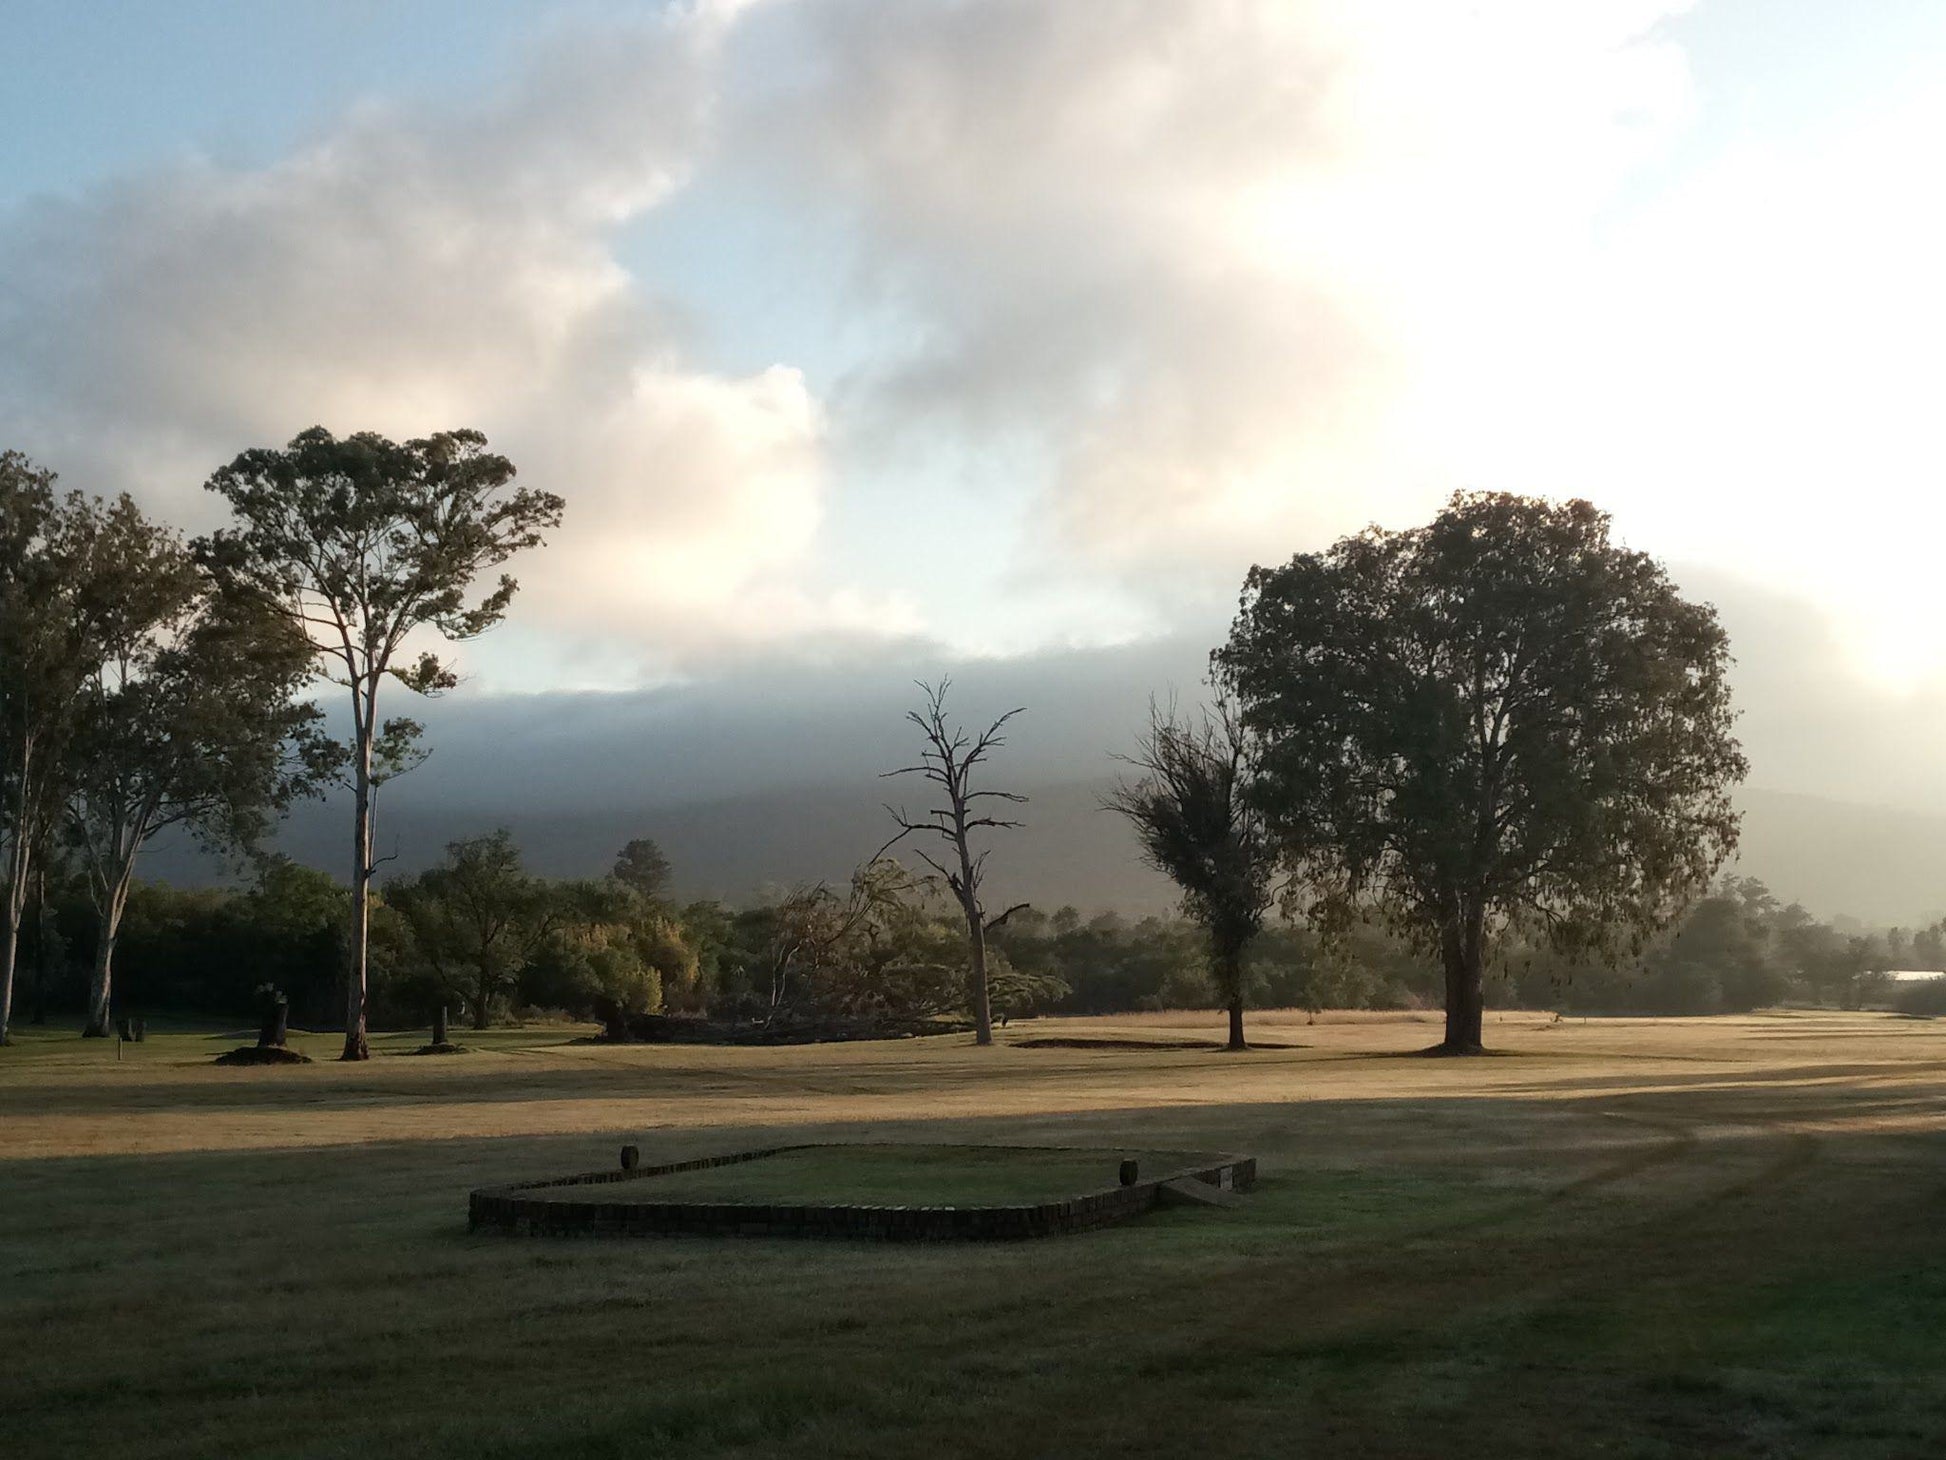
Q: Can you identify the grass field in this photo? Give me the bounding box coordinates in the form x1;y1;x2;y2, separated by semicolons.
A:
5;1008;1946;1457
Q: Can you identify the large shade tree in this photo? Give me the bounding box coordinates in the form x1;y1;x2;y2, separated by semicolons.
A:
1106;699;1273;1050
198;427;563;1059
1215;492;1746;1054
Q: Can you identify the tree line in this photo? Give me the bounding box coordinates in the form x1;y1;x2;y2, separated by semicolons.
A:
3;440;1770;1054
0;429;560;1053
10;830;1927;1034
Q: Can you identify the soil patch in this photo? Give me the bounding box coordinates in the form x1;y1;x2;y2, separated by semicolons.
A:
212;1045;313;1066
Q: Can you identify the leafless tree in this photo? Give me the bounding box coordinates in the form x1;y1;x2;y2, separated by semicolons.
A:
880;679;1026;1045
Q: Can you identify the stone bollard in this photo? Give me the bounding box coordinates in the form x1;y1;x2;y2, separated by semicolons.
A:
620;1145;641;1171
1118;1159;1139;1187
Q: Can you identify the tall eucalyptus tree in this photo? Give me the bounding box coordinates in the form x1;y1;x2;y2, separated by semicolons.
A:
198;427;562;1059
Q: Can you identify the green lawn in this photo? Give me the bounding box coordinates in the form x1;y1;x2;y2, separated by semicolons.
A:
531;1143;1218;1206
5;1009;1946;1457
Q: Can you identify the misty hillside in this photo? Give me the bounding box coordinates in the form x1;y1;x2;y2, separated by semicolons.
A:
1728;789;1946;928
229;776;1181;916
158;779;1946;930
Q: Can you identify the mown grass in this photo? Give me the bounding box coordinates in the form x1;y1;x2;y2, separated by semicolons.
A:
5;1009;1946;1456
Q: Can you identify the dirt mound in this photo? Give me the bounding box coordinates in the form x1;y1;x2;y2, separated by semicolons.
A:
213;1045;313;1066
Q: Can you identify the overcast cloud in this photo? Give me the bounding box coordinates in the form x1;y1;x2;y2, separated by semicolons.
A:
7;0;1946;903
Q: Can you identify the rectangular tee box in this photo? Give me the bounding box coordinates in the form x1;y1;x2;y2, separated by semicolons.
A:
469;1143;1257;1241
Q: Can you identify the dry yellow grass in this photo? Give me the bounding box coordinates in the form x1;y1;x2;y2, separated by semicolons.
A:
5;1007;1935;1160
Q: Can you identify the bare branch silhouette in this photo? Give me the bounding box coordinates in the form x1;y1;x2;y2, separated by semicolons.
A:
879;679;1027;1045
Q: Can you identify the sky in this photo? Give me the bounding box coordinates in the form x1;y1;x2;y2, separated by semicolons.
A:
6;0;1946;844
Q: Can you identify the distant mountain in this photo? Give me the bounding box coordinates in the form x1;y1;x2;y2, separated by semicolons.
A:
1726;788;1946;928
215;774;1180;916
129;631;1946;926
149;777;1946;929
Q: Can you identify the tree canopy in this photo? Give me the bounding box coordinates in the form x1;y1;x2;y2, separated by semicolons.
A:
64;505;322;1035
1106;699;1272;1049
612;838;673;902
1215;491;1747;1053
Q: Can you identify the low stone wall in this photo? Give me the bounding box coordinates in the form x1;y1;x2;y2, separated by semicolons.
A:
468;1145;1256;1242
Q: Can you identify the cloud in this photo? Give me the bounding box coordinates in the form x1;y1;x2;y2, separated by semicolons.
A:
9;0;1943;724
754;0;1698;583
0;0;903;676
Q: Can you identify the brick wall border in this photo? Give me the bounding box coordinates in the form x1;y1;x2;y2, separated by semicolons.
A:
468;1144;1257;1242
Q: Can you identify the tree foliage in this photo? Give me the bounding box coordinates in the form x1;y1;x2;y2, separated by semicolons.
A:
612;838;672;902
388;831;698;1030
65;506;324;1035
1216;492;1747;1053
1106;699;1273;1048
0;466;195;1040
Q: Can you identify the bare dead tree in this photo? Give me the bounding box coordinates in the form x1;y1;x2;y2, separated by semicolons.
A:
879;679;1026;1046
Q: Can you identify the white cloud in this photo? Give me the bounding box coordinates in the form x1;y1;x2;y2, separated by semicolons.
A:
0;0;902;677
756;0;1699;579
8;0;1943;722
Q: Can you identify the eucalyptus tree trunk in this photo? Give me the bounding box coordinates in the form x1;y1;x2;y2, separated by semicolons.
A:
0;881;21;1046
0;742;36;1046
82;878;133;1039
342;704;374;1061
473;961;493;1031
30;866;49;1025
1440;906;1488;1054
82;824;141;1038
1214;943;1246;1051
